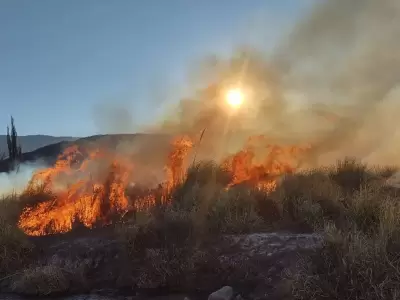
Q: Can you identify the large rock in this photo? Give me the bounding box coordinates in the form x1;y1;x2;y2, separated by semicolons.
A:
208;286;234;300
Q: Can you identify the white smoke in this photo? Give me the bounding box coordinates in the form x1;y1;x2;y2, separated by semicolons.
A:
0;161;46;197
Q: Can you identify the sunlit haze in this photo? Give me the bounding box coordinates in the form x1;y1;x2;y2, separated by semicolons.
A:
225;88;244;109
0;0;313;137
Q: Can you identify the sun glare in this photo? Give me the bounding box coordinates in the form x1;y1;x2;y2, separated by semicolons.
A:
225;88;244;109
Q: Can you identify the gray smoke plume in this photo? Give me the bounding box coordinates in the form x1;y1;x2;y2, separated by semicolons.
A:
153;0;400;167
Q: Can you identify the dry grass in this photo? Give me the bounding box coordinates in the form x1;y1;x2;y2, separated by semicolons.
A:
11;264;69;296
10;254;90;296
116;162;276;291
2;157;400;298
0;194;33;277
285;159;400;300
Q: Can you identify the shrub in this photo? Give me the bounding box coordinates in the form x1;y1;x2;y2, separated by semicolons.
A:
371;165;398;179
205;186;265;234
329;157;371;193
11;265;69;296
117;208;195;259
292;223;400;300
290;178;400;300
0;194;33;277
344;185;383;233
273;171;344;230
19;182;55;208
171;161;232;211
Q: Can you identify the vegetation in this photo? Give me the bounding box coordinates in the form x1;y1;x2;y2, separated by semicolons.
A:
1;157;400;298
117;158;400;299
282;159;400;300
0;194;34;278
6;116;22;167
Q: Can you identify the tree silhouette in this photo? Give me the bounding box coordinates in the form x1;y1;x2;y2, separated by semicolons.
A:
6;116;22;167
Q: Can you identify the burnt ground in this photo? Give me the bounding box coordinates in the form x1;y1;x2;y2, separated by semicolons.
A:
1;225;322;300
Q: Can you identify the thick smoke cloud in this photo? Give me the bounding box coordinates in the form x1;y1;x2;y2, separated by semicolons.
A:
153;0;400;167
274;0;400;165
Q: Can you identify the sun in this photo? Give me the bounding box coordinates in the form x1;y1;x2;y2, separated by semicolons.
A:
225;88;244;109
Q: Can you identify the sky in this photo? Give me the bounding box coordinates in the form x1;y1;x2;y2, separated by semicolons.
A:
0;0;314;137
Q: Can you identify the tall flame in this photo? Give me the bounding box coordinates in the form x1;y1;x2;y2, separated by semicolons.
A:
18;135;308;236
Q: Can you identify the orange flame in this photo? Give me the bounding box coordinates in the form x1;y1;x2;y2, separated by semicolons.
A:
222;136;310;190
18;135;308;236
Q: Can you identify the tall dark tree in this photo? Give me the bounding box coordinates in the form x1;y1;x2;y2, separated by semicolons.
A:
6;116;22;165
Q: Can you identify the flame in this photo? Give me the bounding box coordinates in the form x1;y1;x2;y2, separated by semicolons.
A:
18;135;308;236
222;136;310;191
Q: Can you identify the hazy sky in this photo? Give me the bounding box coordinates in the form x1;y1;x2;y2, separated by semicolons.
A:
0;0;313;137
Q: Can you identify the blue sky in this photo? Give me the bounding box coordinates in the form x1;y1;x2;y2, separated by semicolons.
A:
0;0;313;137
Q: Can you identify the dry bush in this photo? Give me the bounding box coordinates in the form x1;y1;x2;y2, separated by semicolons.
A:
166;161;270;236
171;161;232;211
292;222;400;300
11;265;69;296
19;182;54;208
290;173;400;300
371;165;398;179
344;185;384;233
135;246;196;289
272;171;345;230
205;186;265;234
117;159;400;298
117;208;196;260
0;194;33;277
117;163;271;292
117;213;221;291
328;157;372;193
10;255;90;296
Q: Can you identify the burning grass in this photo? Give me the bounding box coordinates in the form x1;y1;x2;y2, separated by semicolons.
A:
2;139;400;298
16;135;306;237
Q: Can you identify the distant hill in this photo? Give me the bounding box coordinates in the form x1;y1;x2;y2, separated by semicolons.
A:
0;135;77;157
0;134;171;173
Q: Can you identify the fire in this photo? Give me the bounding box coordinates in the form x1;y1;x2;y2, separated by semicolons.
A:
222;136;309;190
18;135;308;236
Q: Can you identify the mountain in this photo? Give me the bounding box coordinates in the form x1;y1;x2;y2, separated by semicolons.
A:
0;134;171;173
0;135;77;157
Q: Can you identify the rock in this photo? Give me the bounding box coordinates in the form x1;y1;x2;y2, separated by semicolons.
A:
184;297;190;300
208;286;233;300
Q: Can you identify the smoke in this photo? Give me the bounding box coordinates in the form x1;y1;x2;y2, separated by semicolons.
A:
152;0;400;167
273;0;400;165
93;102;137;134
0;161;46;196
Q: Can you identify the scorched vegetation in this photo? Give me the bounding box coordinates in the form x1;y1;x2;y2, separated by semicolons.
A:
1;152;400;299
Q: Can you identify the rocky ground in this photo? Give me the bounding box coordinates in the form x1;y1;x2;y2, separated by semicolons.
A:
0;230;322;300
